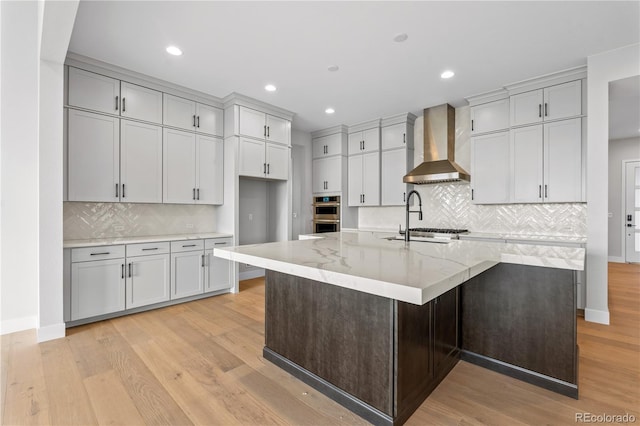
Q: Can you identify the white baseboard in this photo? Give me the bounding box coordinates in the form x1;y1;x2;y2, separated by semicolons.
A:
239;268;265;281
37;322;66;342
608;256;625;263
585;308;610;325
0;315;37;335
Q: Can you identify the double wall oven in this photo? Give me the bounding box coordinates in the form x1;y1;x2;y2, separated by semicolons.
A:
313;196;340;233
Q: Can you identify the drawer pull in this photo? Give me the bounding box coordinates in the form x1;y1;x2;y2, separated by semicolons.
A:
142;247;159;251
214;242;226;245
90;252;110;256
182;244;197;248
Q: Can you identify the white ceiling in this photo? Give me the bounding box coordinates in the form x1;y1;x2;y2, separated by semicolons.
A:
68;1;640;133
609;75;640;141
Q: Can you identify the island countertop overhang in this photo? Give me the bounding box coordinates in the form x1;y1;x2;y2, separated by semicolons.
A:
214;231;585;305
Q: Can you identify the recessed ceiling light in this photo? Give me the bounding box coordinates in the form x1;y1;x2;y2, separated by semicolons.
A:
393;33;408;43
166;45;183;56
440;70;455;79
325;108;335;114
265;84;277;92
327;65;339;72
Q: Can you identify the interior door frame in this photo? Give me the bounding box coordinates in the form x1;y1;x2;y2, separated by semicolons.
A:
622;159;640;263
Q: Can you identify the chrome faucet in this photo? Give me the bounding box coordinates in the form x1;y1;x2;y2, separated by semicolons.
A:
405;190;423;242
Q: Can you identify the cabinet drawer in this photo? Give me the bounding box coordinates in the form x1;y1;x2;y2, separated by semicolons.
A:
171;240;204;253
72;245;125;262
205;237;233;249
126;241;170;257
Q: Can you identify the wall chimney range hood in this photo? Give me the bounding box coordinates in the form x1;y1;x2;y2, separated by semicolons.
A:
403;104;470;184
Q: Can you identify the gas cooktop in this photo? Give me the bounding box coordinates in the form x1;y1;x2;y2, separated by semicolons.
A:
399;228;469;239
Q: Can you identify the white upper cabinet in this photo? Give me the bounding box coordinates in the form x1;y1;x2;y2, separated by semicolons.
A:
238;137;267;178
470;99;509;135
120;82;163;123
510;80;582;127
163;128;197;204
381;149;412;206
312;133;346;159
196;103;224;137
348;127;380;155
68;67;162;124
313;156;343;193
471;131;511;204
196;135;224;205
510;118;582;203
381;123;409;150
68;67;120;115
239;106;290;145
265;142;289;180
348;152;380;206
163;94;223;136
68;109;120;202
120;120;163;203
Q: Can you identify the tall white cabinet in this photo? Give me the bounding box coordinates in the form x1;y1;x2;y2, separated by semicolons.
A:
467;69;586;205
312;129;348;194
348;120;381;207
380;114;416;206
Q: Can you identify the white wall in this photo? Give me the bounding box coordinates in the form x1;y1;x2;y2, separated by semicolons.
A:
608;137;640;261
587;43;640;325
1;1;40;334
291;129;312;239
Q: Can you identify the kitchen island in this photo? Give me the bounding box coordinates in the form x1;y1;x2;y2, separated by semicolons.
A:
214;231;584;425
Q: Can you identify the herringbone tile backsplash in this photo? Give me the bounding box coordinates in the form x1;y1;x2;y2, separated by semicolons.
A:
64;202;217;240
358;183;586;236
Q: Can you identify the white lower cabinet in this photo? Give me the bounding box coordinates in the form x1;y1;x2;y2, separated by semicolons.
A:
71;257;125;321
170;241;206;299
125;253;171;309
205;238;232;292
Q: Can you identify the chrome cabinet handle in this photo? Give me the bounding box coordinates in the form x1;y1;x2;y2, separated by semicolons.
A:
90;252;110;256
122;97;126;112
115;96;119;111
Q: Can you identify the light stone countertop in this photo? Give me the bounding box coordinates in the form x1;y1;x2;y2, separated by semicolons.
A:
214;231;585;305
64;232;233;248
461;232;587;245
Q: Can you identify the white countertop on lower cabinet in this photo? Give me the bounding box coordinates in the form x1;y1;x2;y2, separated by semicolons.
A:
214;231;585;305
64;232;233;248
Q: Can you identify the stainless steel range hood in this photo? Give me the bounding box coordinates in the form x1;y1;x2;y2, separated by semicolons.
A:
403;104;470;184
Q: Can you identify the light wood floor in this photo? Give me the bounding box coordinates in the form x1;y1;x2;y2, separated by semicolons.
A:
2;263;639;425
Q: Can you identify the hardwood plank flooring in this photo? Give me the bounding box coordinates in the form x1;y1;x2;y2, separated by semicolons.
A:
2;265;639;425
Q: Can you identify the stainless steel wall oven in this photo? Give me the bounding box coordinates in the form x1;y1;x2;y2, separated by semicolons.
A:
313;196;340;233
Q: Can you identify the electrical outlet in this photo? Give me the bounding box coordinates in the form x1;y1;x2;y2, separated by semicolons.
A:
186;223;194;229
114;225;124;231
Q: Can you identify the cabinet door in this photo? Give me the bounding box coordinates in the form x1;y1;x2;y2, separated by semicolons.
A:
470;99;510;135
361;127;380;153
361;152;380;206
239;106;266;140
313;133;344;158
163;94;196;131
266;115;289;145
238;137;266;178
511;125;543;203
544;118;582;202
312;135;328;159
71;258;125;320
68;109;120;202
432;287;459;374
543;80;582;121
266;143;289;180
348;155;363;206
471;131;510;204
120;82;163;124
348;132;362;155
120;120;163;203
68;67;120;115
171;251;205;299
126;254;170;309
196;135;224;205
163;128;196;204
313;156;342;193
382;148;411;206
510;90;543;127
196;103;224;137
205;238;233;292
381;123;407;150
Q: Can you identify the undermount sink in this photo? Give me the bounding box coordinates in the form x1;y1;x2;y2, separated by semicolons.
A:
381;235;451;244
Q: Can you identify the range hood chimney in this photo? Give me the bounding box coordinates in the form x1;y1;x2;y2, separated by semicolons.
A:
403;104;470;184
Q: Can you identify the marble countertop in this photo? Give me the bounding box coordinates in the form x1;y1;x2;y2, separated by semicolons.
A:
461;232;586;245
64;232;233;248
215;231;585;305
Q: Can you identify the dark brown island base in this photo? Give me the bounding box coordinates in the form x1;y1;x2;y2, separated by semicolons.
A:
263;263;577;426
